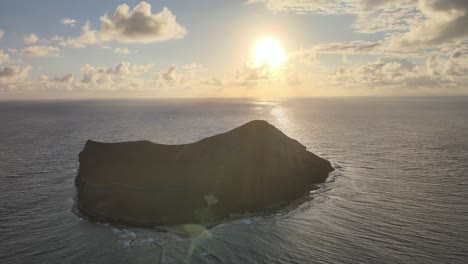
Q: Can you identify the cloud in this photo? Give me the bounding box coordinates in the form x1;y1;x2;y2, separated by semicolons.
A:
354;2;422;33
54;73;74;90
0;60;214;96
444;51;468;76
0;50;9;65
0;66;30;80
159;65;178;82
311;40;426;57
247;0;430;38
333;58;417;85
21;45;60;57
0;66;31;90
281;48;324;86
328;57;452;89
426;55;441;76
80;61;152;87
61;18;78;27
246;0;359;14
361;0;388;10
100;1;187;43
155;64;205;88
232;47;323;88
113;48;130;54
24;33;39;44
58;21;99;48
246;0;468;49
396;0;468;47
0;29;4;41
56;2;186;47
35;73;75;91
201;78;224;86
246;0;422;35
54;73;74;83
315;41;384;54
236;63;270;82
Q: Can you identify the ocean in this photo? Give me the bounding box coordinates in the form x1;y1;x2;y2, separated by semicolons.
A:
1;97;467;263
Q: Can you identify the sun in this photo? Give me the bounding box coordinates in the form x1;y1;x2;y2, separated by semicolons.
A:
253;37;287;68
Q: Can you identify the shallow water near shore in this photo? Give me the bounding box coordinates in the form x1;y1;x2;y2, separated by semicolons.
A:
1;97;468;263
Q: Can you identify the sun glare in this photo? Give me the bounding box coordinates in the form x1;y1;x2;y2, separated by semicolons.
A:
253;37;287;68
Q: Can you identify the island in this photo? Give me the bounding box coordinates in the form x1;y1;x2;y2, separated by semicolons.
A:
75;120;334;228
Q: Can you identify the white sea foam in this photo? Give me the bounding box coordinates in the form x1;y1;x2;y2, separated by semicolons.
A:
240;219;253;225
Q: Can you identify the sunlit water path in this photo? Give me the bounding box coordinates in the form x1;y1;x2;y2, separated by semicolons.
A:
1;97;468;263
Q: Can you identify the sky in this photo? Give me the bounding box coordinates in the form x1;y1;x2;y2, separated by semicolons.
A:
0;0;467;99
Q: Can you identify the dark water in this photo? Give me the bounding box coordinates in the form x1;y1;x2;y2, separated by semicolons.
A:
1;97;468;263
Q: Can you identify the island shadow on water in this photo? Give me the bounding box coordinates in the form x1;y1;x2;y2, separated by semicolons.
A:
73;120;335;237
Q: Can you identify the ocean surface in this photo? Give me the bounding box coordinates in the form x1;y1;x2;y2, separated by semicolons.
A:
1;97;468;263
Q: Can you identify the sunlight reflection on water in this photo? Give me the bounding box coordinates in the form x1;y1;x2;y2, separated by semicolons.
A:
1;98;468;263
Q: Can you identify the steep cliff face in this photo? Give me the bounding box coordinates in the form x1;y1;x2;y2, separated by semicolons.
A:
75;120;334;226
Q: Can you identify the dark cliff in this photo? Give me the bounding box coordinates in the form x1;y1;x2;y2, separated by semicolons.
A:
75;120;334;227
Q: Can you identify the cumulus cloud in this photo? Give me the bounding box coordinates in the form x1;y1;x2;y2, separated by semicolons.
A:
0;66;31;90
58;21;99;48
426;55;441;76
80;65;111;85
159;65;178;83
35;73;75;91
29;74;75;92
232;47;323;88
0;61;214;95
24;33;39;44
444;51;468;76
329;57;447;89
281;48;324;86
113;48;130;54
155;64;205;88
201;78;224;86
56;2;186;47
54;74;74;90
80;61;152;87
334;58;415;83
236;63;270;82
0;50;9;65
54;73;74;83
396;0;468;47
75;62;207;93
21;45;60;57
61;18;78;27
0;66;30;80
100;1;187;43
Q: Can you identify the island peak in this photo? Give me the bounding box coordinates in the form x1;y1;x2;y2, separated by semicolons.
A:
75;120;334;228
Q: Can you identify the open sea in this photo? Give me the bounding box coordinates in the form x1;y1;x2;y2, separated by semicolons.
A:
1;97;467;263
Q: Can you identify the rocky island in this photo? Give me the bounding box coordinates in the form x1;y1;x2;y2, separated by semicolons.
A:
75;120;334;228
